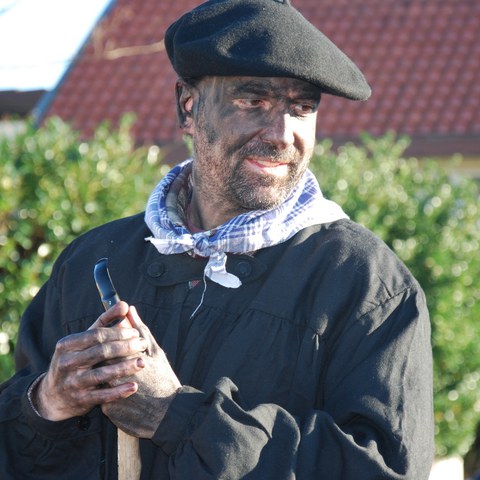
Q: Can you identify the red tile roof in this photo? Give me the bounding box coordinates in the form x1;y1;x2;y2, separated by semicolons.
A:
42;0;480;157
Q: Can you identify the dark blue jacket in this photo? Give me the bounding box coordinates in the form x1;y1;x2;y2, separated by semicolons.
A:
0;213;434;479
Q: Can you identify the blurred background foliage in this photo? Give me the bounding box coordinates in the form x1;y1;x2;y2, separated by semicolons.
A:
0;118;479;459
0;116;168;377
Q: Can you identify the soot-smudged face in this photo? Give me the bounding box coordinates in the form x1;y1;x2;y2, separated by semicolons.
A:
181;75;321;224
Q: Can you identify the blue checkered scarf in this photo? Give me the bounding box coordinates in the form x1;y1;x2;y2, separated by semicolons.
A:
145;159;347;288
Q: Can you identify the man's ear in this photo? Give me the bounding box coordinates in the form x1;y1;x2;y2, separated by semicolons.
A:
175;80;195;133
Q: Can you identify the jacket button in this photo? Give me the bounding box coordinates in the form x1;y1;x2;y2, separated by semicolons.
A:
235;261;252;278
76;416;90;431
147;262;165;277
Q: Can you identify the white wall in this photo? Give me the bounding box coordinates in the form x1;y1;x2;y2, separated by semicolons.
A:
430;457;464;480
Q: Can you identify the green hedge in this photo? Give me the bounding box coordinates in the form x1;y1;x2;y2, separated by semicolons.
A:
0;116;167;377
1;119;479;458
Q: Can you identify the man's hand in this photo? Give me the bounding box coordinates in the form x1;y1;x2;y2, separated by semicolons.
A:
101;306;182;439
33;302;148;421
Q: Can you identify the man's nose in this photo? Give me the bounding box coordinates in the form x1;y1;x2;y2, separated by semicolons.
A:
260;112;295;149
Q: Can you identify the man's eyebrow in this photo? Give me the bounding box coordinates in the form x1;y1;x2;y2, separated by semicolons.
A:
227;81;321;100
227;82;273;96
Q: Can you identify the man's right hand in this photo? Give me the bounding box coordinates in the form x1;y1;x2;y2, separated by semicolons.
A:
32;302;148;421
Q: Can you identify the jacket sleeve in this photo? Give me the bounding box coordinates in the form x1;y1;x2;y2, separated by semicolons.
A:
152;287;434;480
0;279;106;480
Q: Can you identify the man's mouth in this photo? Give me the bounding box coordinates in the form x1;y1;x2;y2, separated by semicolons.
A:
245;157;289;176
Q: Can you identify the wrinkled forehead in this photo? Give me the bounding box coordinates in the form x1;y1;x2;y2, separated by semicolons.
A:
197;76;322;101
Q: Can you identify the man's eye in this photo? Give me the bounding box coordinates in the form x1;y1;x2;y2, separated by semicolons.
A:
293;103;316;115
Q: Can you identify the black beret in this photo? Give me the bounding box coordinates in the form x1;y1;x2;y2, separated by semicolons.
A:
165;0;371;101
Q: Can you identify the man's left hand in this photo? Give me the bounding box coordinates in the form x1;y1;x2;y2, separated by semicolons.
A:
101;305;181;438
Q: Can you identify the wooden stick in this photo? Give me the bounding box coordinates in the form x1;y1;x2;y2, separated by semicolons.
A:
118;430;141;480
93;260;142;479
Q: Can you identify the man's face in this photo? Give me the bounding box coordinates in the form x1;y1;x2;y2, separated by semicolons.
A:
184;76;321;215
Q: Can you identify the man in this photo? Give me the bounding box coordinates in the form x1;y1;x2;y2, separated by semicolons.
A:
0;0;434;478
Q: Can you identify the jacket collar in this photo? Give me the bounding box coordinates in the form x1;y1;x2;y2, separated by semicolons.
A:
141;243;267;287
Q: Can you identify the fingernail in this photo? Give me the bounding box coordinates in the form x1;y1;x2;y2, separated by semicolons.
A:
137;358;145;368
